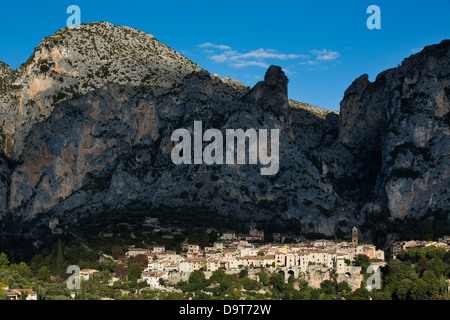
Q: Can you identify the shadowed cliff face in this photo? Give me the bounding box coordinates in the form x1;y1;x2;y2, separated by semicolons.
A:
244;65;290;116
337;40;450;221
2;64;350;238
0;22;448;243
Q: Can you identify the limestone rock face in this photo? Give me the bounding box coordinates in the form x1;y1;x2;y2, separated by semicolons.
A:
0;23;448;243
337;40;450;221
0;22;211;160
244;65;290;116
339;73;383;150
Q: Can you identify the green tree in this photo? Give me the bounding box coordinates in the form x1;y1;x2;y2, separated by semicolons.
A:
395;279;414;300
0;253;10;269
320;280;336;295
426;258;446;278
399;247;424;263
30;254;45;274
355;254;371;273
411;279;428;300
295;279;314;300
422;269;437;283
422;270;442;299
187;270;207;292
384;259;418;294
56;240;64;271
258;269;270;286
423;246;446;260
269;272;285;293
13;262;32;280
209;268;226;284
337;281;351;295
239;268;248;279
37;266;51;282
217;276;234;295
371;290;392;300
127;263;142;283
348;287;370;300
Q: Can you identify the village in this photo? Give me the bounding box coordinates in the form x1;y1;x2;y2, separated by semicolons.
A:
94;226;450;294
111;226;384;292
3;220;450;300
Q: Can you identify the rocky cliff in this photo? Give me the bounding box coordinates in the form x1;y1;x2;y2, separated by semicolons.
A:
338;41;450;222
0;23;448;245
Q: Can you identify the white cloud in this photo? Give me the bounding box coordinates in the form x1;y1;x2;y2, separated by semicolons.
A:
209;54;228;63
198;42;232;50
230;60;269;68
311;49;340;62
204;46;308;69
233;48;309;61
282;68;296;76
298;49;340;68
198;42;340;72
299;60;320;66
209;50;239;63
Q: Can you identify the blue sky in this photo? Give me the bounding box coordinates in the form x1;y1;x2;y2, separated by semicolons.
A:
0;1;449;110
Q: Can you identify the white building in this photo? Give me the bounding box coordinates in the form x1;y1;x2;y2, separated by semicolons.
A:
179;261;193;273
141;271;168;288
146;260;165;272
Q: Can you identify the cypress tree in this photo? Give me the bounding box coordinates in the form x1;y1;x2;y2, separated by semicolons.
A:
56;239;64;271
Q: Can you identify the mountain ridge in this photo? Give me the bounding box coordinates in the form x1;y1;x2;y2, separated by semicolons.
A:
0;23;448;248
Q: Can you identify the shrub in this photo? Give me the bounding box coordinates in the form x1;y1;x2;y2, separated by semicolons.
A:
40;65;50;73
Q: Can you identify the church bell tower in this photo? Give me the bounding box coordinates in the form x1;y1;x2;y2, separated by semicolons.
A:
352;226;358;245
